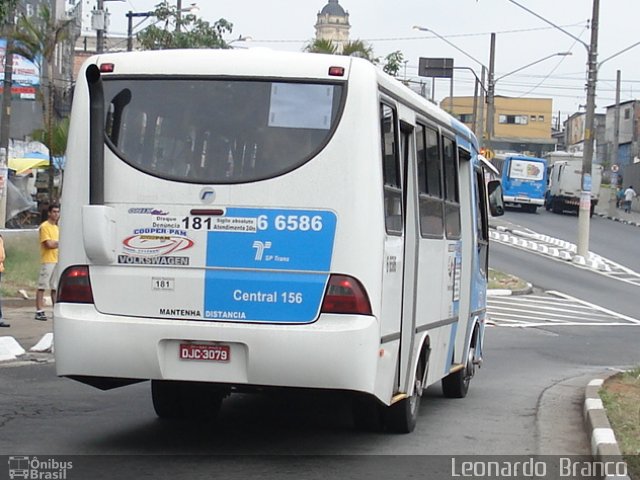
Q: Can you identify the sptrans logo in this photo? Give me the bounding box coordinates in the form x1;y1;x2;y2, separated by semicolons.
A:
8;456;73;479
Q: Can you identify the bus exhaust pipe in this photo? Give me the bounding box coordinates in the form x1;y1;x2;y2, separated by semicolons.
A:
86;64;104;206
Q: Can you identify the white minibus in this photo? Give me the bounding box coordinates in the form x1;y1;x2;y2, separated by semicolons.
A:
55;49;503;433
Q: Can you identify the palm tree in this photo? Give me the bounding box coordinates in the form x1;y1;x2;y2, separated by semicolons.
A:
342;40;377;63
304;39;337;54
10;5;72;203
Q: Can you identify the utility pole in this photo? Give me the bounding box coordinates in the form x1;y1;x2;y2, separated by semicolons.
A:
176;0;182;33
477;66;486;144
506;0;640;257
486;33;496;148
96;0;105;53
608;70;621;217
612;70;621;181
0;3;16;227
577;0;599;258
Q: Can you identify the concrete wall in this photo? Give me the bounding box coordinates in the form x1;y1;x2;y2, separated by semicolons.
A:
0;228;38;249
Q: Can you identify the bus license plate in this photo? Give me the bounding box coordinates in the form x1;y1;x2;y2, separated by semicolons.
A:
179;344;230;362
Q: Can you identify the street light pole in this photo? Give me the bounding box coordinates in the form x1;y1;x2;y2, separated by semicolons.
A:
412;26;490;140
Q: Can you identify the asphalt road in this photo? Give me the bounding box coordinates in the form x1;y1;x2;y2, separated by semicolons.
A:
1;212;639;479
500;207;640;273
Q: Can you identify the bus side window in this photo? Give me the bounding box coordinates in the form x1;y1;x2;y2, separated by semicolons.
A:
416;123;444;237
443;137;461;239
380;103;402;235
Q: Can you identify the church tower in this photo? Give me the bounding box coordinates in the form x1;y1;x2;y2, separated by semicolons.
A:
315;0;350;53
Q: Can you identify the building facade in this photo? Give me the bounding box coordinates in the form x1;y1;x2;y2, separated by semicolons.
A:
315;0;350;53
564;111;607;165
604;100;640;176
442;95;556;157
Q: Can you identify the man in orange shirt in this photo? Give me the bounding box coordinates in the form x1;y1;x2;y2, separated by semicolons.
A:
35;204;60;321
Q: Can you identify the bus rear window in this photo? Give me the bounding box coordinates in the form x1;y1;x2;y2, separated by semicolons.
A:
103;79;344;183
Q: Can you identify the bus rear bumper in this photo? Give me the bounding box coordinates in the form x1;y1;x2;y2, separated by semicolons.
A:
503;195;544;206
54;304;382;394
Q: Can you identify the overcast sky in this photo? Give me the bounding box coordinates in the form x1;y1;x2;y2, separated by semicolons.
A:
102;0;640;121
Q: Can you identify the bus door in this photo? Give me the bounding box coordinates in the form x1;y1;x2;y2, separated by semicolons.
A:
398;121;420;393
379;105;419;393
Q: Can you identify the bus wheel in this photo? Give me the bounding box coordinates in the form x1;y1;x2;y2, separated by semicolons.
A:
442;346;475;399
384;358;425;433
152;380;226;420
551;199;563;214
352;394;385;432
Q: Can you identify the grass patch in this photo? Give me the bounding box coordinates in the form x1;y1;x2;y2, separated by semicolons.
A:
488;268;528;291
2;234;40;298
600;367;640;479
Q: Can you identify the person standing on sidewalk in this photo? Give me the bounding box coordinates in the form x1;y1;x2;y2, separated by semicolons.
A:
35;204;60;321
0;234;8;327
623;185;637;213
616;186;625;208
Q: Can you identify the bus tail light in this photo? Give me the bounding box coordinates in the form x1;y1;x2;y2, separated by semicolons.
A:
57;265;94;304
321;275;372;315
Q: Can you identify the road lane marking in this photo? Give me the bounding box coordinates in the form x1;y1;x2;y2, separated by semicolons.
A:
547;290;640;325
488;290;640;327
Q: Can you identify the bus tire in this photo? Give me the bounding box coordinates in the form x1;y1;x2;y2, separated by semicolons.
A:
152;380;225;420
551;198;563;214
442;345;475;399
152;380;182;418
385;358;426;433
352;394;385;432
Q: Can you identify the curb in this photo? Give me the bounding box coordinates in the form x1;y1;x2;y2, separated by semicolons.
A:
487;283;533;297
594;211;640;228
0;333;53;362
584;376;631;480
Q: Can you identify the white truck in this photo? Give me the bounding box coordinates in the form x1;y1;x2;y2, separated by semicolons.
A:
544;153;603;216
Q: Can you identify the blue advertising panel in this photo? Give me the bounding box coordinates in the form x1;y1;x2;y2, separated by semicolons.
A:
204;208;337;323
0;39;40;100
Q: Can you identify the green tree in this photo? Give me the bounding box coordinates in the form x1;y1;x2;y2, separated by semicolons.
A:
32;117;70;158
0;0;18;24
136;1;232;50
383;50;404;77
10;5;72;203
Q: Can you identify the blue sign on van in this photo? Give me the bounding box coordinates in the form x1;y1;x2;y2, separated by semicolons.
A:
204;208;337;323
